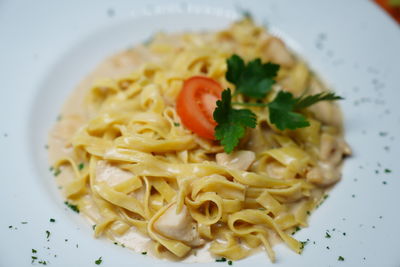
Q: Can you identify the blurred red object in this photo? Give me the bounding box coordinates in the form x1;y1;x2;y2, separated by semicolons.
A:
374;0;400;24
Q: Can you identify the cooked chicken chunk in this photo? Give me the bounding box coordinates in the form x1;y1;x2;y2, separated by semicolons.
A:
264;37;295;68
216;150;256;171
154;204;204;247
307;133;351;186
96;160;133;187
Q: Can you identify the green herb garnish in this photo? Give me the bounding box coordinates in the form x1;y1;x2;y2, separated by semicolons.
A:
78;163;84;171
292;226;301;235
215;257;227;262
214;55;343;153
268;91;342;130
268;91;310;130
64;201;80;213
338;256;345;261
325;232;331;238
214;89;257;153
300;240;309;250
141;251;147;255
294;91;343;110
95;256;102;265
46;230;50;239
54;169;61;177
49;218;55;223
226;54;279;99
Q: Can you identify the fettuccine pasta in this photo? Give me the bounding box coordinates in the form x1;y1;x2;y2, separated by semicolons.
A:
48;19;350;263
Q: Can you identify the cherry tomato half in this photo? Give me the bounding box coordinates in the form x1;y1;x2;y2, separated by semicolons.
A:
176;76;223;140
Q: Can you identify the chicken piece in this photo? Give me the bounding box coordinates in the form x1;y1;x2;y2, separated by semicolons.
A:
307;78;342;128
95;160;133;187
280;61;310;96
310;101;341;128
266;161;295;180
306;163;341;186
153;204;204;247
264;37;295;68
216;150;256;171
307;132;350;186
320;133;346;166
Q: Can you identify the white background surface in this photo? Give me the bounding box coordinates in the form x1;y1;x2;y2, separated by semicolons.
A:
0;0;399;266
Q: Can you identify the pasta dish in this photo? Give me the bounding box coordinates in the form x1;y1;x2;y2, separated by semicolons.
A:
48;19;350;262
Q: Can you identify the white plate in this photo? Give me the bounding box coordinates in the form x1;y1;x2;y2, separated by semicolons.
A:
1;0;399;266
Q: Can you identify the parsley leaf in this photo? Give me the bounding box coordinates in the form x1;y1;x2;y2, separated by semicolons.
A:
64;201;80;213
325;232;331;238
213;55;343;152
215;257;227;262
268;91;342;131
294;91;343;110
214;89;257;153
268;91;310;130
226;55;279;99
46;230;50;239
78;163;84;171
95;256;102;265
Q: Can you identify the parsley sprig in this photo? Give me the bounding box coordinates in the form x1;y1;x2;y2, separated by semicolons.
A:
268;91;342;130
293;91;343;110
214;89;257;154
213;54;343;153
226;55;279;99
268;91;310;130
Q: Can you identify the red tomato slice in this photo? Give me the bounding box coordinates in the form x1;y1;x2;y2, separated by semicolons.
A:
176;76;223;140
